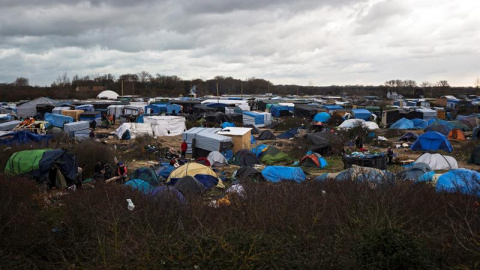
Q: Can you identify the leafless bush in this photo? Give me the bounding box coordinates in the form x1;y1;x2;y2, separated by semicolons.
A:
69;140;116;177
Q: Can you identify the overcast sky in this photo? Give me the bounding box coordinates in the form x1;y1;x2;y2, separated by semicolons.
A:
0;0;479;87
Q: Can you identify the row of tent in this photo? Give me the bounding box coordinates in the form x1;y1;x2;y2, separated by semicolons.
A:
391;117;480;139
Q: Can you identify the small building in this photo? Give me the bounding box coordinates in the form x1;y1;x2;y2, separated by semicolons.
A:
217;127;252;153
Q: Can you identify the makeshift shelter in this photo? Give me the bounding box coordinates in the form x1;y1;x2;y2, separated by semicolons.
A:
459;116;480;129
277;128;299;139
217;127;252;153
36;104;55;119
150;186;186;204
142;116;186;136
342;153;387;170
313;112;331;123
468;146;480;165
79;111;102;125
410;131;453;152
261;166;306;183
124;179;154;194
61;110;84;121
205;112;232;125
436;169;480;196
207;151;228;167
390;118;414;129
173;175;206;195
107;105;125;118
4;149;77;188
351;109;372;121
0;120;21;131
270;105;294;117
0;131;52;146
411;118;428;129
63;121;90;140
52;107;71;115
396;163;432;181
415;153;458;170
16;97;57;118
44;113;74;128
295;104;325;120
335;165;395;183
415;108;437;120
244;124;260;134
257;130;276;140
130;167;159;186
299;153;328;168
243;111;271;128
230;149;261;167
399;132;418;142
97;90;119;100
182;127;233;156
448;120;471;131
260;146;291;165
234;166;265;182
115;123;154;139
447;129;466;141
76;104;94;112
167;163;223;189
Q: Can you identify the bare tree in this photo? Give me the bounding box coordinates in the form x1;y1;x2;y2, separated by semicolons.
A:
13;77;29;86
420;81;431;88
436;80;450;87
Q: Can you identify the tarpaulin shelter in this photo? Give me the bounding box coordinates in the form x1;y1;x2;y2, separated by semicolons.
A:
396;162;432;181
415;153;458;170
167;163;223;189
36;104;55;119
448;120;471;131
436;169;480;196
130;167;159;186
115;123;154;139
221;122;235;129
230;149;261;167
16;97;58;118
295;104;325;120
351;109;372;121
313;112;331;123
0;120;21;131
335;165;395;183
52;107;72;115
415;108;437;120
124;179;154;194
390;118;414;129
107;105;125;118
173;175;206;195
459;116;480;129
79;111;102;125
44;113;74;128
257;130;276;140
4;149;77;187
468;146;480;165
0;131;52;146
142;116;186;136
447;129;466;141
399;132;418;142
242;111;271;127
277;128;299;139
182;127;233;156
206;112;232;124
270;105;293;117
261;166;306;183
299;153;328;168
75;104;94;112
63;121;90;140
306;132;332;155
410;131;453;152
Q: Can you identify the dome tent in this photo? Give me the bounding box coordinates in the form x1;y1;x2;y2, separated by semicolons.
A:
173;175;206;195
436;169;480;196
415;153;458;170
124;179;154;194
396;163;432;181
167;163;223;189
97;90;119;100
410;131;453;153
130;167;160;186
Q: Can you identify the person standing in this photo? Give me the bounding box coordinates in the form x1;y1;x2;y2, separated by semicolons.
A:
117;162;128;183
181;140;188;159
387;147;394;164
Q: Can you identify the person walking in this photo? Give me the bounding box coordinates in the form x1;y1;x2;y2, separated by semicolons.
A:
181;140;188;159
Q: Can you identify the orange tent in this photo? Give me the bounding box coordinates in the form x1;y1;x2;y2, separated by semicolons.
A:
448;128;466;141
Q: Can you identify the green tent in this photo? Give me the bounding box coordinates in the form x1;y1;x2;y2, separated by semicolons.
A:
5;149;49;175
260;146;291;165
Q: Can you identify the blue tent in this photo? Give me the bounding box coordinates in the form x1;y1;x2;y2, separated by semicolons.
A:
124;179;154;194
416;171;435;183
352;109;372;121
44;112;74;128
277;128;298;139
313;112;330;123
390;118;414;129
261;166;306;183
410;131;453;152
0;131;52;145
411;119;428;129
155;164;175;179
436;169;480;196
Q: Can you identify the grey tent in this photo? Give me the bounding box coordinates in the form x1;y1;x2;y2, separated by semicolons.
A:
257;130;276;140
173;176;206;195
396;162;432;181
207;151;228;167
230;149;261;167
235;166;265;182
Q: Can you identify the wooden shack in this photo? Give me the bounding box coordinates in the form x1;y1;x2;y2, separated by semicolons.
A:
61;110;84;121
217;127;252;153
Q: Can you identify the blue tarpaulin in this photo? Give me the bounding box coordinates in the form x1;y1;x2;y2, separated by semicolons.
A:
352;109;372;121
221;122;235;129
313;112;330;123
44;113;74;128
261;166;306;183
125;179;154;194
436;169;480;196
0;131;52;145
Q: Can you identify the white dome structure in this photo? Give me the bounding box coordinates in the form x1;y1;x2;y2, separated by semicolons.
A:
97;90;119;100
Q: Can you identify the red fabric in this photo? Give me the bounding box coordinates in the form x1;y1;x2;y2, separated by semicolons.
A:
118;165;128;176
181;142;188;152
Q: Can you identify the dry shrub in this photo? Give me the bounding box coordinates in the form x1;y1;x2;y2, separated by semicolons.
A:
274;117;310;131
69;140;116;177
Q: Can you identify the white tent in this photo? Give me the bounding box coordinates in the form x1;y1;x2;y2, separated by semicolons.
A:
97;90;119;100
338;119;379;130
115;123;154;139
207;151;228;166
142;116;186;136
415;153;459;170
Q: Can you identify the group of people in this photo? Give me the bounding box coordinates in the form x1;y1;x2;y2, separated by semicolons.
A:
93;160;128;183
19;116;36;126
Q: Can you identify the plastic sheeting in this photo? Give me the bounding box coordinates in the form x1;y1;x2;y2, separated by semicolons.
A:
261;166;306;183
44;113;74;128
0;120;21;131
63;121;90;133
115;123;154;139
142;116;186;136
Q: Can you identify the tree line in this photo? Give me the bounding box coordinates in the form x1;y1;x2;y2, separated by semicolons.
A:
0;72;479;102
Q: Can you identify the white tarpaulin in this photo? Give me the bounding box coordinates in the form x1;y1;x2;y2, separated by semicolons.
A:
115;123;154;139
338;119;379;130
142;116;186;136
